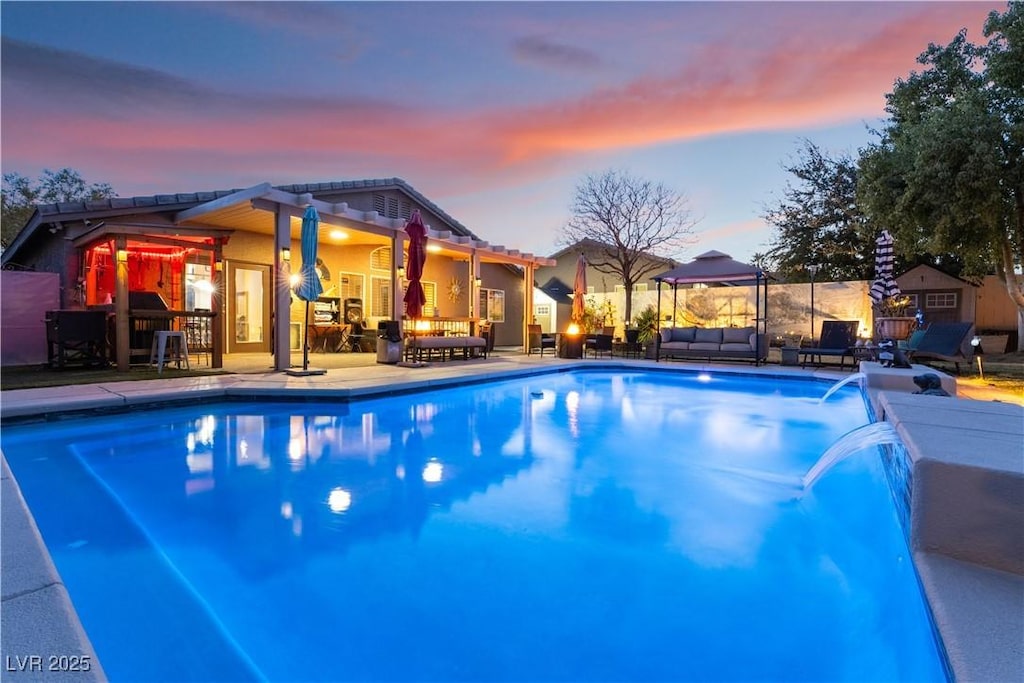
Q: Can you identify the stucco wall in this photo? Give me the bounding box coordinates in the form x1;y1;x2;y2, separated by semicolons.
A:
586;280;875;341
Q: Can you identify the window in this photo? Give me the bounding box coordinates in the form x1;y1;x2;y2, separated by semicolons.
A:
925;292;957;309
422;281;437;316
373;194;413;220
905;294;919;309
370;246;392;271
615;283;648;294
535;304;551;316
479;288;505;322
338;272;365;302
371;276;391;318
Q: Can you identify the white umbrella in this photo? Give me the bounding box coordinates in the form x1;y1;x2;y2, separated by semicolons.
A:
869;230;900;304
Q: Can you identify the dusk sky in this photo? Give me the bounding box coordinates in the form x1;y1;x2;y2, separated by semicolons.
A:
0;1;1004;262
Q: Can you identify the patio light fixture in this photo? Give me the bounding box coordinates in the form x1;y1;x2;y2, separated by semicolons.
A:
281;247;291;262
971;335;984;379
116;248;129;263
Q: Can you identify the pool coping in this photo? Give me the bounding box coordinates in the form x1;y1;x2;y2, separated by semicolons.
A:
2;359;1020;681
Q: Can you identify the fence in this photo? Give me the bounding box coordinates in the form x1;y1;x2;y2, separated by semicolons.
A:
588;280;874;343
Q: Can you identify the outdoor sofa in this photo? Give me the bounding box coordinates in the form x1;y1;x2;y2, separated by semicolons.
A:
404;334;488;362
656;326;767;364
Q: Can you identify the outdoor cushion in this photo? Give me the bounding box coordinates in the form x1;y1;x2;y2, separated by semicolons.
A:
720;342;754;352
688;342;721;351
693;328;723;344
671;327;697;343
722;327;754;344
660;328;672;344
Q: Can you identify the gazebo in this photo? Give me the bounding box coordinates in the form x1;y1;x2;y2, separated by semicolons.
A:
652;249;770;349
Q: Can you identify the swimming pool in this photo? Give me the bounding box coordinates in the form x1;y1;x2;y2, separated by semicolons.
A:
3;369;946;681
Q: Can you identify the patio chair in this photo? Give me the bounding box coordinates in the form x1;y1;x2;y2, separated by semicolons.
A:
527;324;555;356
585;333;613;359
905;322;975;374
339;322;365;352
800;320;858;370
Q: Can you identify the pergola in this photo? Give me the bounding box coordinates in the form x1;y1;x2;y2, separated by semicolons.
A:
69;183;554;371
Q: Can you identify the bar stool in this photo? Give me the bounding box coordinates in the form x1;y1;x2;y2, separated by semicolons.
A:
150;331;190;374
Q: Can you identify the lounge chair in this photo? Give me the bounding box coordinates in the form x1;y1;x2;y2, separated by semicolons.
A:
800;320;858;370
906;322;975;374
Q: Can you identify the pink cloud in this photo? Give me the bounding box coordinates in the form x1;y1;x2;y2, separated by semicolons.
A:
0;1;1000;203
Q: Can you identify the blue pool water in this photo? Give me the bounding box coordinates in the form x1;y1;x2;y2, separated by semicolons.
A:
3;370;945;681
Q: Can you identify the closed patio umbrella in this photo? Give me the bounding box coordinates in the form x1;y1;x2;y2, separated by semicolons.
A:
571;254;587;324
292;205;325;375
869;229;900;304
403;209;427;319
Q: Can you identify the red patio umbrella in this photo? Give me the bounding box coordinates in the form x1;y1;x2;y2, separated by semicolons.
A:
572;254;587;324
403;209;427;319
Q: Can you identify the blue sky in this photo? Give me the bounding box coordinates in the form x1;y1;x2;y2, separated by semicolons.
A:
0;1;1004;261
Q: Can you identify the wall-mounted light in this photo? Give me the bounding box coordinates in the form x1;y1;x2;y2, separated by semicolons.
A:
397;266;405;279
289;273;301;288
281;247;291;262
474;277;482;288
214;259;223;272
116;249;129;263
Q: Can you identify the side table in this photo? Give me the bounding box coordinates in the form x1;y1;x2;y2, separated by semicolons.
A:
780;346;800;366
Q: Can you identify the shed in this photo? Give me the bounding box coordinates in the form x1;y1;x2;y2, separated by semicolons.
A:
896;264;977;326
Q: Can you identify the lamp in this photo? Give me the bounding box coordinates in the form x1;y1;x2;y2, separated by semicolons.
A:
971;335;984;379
806;264;819;341
116;248;129;263
397;266;405;280
281;247;291;262
474;276;482;288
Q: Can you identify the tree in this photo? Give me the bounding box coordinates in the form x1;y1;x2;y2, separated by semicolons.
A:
857;3;1024;349
761;140;875;282
1;168;116;247
559;169;697;323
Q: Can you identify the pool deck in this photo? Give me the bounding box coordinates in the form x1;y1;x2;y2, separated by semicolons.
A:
2;354;1021;681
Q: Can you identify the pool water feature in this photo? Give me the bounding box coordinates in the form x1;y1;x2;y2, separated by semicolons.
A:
2;370;946;681
818;372;867;403
802;422;901;489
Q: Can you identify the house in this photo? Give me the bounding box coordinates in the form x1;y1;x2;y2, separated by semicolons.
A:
533;277;574;334
534;238;678;331
0;179;553;370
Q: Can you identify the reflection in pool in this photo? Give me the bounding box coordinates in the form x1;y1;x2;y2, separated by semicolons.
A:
2;370;946;682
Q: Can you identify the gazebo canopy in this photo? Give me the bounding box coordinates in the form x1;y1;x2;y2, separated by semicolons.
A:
653;250;765;286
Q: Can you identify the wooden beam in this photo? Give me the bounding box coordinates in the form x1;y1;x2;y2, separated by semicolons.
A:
273;209;292;371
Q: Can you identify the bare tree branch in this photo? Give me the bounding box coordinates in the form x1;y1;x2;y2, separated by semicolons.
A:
559;169;698;321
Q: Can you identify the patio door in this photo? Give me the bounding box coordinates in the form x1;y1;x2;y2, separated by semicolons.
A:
228;261;271;353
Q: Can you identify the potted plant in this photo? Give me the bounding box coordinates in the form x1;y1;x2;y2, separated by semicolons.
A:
874;295;916;340
633;305;659;359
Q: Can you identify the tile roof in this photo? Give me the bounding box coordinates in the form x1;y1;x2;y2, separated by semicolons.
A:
31;177;480;240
